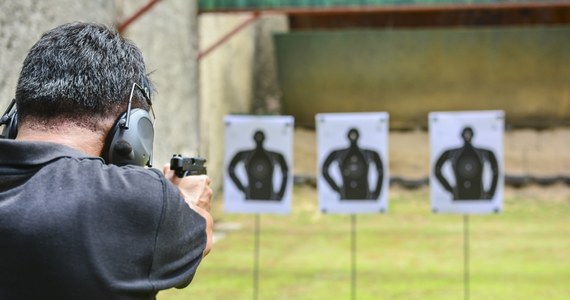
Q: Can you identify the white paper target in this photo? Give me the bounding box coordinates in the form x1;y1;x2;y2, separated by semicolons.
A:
429;111;504;214
316;112;389;214
224;115;294;214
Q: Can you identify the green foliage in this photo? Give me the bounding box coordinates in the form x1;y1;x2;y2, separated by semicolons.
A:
159;186;570;300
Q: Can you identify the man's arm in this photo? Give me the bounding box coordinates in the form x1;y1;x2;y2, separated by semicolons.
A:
164;165;213;257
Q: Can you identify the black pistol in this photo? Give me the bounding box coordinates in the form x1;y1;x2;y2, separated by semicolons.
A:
170;155;207;178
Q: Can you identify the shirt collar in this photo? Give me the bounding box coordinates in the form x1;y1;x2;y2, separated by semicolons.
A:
0;139;104;166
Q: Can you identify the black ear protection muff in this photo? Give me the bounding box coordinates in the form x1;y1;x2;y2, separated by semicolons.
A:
1;82;155;168
0;99;18;139
102;82;155;167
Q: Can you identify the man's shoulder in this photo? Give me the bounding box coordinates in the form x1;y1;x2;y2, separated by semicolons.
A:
55;155;162;180
48;156;171;201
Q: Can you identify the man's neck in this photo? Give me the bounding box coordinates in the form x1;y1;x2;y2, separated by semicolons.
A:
16;125;109;157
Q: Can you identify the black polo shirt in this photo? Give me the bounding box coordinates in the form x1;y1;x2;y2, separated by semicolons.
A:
0;139;206;300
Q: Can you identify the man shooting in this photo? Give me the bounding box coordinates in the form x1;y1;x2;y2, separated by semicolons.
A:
0;22;212;300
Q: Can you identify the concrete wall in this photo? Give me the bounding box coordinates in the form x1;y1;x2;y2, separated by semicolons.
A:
120;2;282;192
118;0;202;172
275;26;570;129
0;0;285;193
198;14;288;190
199;13;255;190
0;0;114;112
251;15;289;114
0;0;203;180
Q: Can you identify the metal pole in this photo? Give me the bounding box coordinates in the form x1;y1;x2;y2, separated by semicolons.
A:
198;2;570;16
351;214;357;300
189;0;201;155
464;214;470;300
254;214;260;300
117;0;162;34
197;12;261;61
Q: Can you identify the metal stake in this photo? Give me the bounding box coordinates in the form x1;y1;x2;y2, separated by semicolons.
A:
351;214;357;300
464;214;470;300
254;214;260;300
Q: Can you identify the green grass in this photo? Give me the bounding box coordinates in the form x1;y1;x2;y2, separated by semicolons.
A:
158;185;570;300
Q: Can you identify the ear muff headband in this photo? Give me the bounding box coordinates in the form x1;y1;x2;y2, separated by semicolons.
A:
103;82;154;167
0;99;18;139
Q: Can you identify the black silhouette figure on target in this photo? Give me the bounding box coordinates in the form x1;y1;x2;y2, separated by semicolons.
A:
228;130;289;201
322;128;384;200
434;126;499;200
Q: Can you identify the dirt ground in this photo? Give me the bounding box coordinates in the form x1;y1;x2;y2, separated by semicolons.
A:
293;127;570;200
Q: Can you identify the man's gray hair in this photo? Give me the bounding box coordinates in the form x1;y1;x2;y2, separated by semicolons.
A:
15;22;153;127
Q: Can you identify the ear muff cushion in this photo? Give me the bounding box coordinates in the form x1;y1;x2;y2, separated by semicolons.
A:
103;109;154;167
1;111;18;139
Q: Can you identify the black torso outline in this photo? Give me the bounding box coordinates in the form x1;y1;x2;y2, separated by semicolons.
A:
322;128;384;200
434;127;499;200
228;130;289;201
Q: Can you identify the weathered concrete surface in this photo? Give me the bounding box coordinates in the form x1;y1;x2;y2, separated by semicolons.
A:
275;27;570;129
251;15;288;114
198;14;288;190
198;12;257;190
0;1;285;193
0;0;114;112
118;0;202;175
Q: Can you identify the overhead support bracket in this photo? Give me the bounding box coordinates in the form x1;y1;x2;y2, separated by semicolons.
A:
118;0;162;34
197;12;261;61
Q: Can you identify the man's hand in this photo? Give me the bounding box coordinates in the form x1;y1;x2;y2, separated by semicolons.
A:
164;165;213;257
